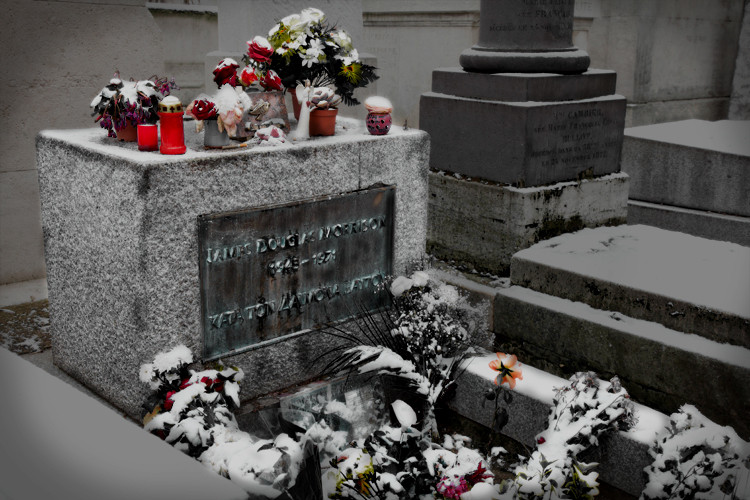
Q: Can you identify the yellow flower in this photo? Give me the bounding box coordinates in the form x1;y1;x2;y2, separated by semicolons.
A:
489;352;523;389
339;62;362;84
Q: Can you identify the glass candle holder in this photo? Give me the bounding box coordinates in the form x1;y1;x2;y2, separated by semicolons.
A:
137;124;158;151
158;96;186;155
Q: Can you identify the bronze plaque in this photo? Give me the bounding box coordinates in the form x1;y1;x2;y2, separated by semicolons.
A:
198;185;395;359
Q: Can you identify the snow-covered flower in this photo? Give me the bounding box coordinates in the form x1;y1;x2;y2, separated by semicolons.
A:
489;352;522;389
246;36;273;64
300;7;325;25
335;48;359;66
213;58;239;87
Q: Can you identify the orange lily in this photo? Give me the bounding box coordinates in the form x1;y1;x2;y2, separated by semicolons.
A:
489;352;523;389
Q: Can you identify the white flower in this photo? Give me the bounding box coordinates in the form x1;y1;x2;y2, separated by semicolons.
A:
280;13;303;28
300;7;325;24
331;30;353;50
335;48;359;66
300;38;325;67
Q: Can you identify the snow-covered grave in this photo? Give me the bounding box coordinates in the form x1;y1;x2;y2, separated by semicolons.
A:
36;119;429;420
623;119;750;246
493;224;750;438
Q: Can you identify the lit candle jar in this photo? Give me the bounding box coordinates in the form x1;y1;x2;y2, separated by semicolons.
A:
158;96;187;155
137;123;158;151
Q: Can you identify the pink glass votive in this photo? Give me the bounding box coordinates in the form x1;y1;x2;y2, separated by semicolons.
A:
137;124;158;151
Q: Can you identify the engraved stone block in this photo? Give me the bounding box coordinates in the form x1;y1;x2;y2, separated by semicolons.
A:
420;89;626;186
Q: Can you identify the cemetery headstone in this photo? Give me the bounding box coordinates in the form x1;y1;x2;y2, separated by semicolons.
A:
37;120;428;419
420;0;628;274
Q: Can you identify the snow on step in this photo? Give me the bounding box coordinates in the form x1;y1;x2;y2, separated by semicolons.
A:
511;224;750;348
493;284;750;439
450;350;670;496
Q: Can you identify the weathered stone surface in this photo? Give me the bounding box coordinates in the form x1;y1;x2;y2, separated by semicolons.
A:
623;120;750;217
427;171;628;275
628;200;750;248
511;225;750;348
36;119;429;419
420;92;625;185
431;68;617;102
728;0;749;120
493;286;750;439
460;0;590;74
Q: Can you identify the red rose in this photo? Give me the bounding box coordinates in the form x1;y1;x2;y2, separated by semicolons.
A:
246;36;274;64
200;376;212;385
179;378;193;390
164;391;176;410
537;436;546;444
260;70;284;91
213;58;239;87
239;67;260;87
189;99;217;120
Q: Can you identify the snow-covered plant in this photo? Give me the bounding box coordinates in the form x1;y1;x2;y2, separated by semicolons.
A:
90;72;178;137
141;346;314;498
641;404;750;500
308;86;342;110
513;372;635;499
140;345;243;458
322;271;477;437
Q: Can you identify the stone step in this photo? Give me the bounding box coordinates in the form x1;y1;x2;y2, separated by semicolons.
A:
449;350;670;497
622;119;750;218
627;199;750;248
510;224;750;348
492;284;750;439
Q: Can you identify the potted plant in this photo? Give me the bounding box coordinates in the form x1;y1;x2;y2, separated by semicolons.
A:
306;86;341;136
90;73;178;141
246;8;377;119
186;58;254;147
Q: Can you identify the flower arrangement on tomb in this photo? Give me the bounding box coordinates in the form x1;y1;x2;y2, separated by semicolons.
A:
244;7;377;106
186;59;252;138
90;73;179;138
138;273;750;498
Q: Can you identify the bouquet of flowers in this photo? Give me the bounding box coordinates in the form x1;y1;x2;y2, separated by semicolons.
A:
90;73;179;137
244;7;377;106
186;58;253;138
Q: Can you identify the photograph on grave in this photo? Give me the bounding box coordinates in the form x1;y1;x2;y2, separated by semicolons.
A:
198;185;395;359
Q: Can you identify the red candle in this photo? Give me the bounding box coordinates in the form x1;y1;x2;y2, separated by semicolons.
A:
137;124;158;151
158;96;187;155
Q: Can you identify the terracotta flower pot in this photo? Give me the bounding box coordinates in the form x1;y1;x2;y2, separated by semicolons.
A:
115;122;138;142
309;108;338;136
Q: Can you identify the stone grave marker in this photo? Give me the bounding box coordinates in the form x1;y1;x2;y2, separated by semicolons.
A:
37;120;428;419
421;0;628;274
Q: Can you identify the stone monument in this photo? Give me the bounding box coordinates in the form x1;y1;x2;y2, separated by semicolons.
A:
421;0;628;274
37;120;428;420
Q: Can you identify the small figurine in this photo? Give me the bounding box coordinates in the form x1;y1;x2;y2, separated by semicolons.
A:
294;81;312;141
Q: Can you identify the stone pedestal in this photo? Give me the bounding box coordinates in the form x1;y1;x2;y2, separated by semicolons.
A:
422;69;625;186
36;119;428;419
420;0;627;272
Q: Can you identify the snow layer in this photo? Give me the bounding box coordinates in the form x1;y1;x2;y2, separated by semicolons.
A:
463;351;670;445
515;224;750;318
500;286;750;371
625;119;750;157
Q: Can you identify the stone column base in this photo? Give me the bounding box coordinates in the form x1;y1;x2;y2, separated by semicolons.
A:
427;171;629;275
